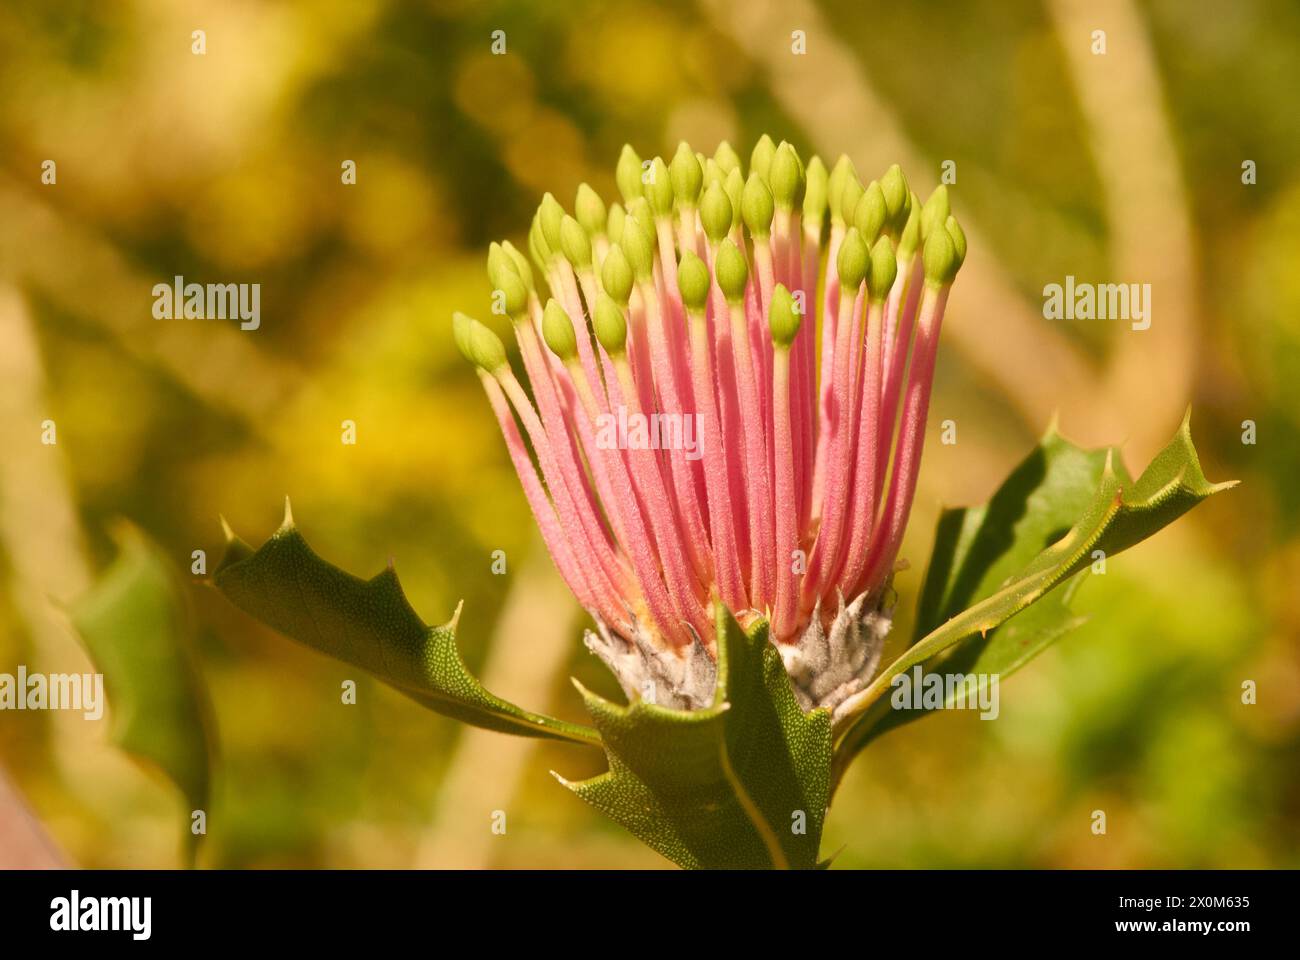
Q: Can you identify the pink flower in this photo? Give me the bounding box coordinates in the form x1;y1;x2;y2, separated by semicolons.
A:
455;138;965;713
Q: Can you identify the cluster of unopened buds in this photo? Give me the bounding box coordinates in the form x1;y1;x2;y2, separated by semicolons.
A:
453;136;966;718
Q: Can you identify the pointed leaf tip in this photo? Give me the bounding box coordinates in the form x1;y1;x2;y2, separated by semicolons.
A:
835;412;1235;754
1042;410;1062;441
445;598;464;633
213;518;598;745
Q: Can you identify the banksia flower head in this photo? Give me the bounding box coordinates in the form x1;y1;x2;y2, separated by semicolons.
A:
455;139;965;716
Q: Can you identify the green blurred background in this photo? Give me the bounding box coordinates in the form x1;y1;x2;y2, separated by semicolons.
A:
1;0;1297;868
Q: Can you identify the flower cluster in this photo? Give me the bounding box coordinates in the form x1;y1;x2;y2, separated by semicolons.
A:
454;137;965;712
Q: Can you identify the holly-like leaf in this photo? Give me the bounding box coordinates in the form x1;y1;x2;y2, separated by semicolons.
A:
213;503;598;746
559;607;833;869
70;523;215;862
833;412;1234;759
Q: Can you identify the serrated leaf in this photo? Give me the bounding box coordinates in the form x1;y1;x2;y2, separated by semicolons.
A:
213;507;598;746
559;606;832;869
70;523;214;861
833;411;1234;755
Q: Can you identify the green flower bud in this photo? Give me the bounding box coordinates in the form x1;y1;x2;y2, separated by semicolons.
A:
453;312;507;370
839;173;864;228
452;311;472;360
645;157;674;218
700;181;734;244
837;226;869;288
541;299;579;360
592;294;627;354
750;134;776;182
803;155;828;226
500;240;535;292
742;172;775;238
770;141;803;210
529;215;552;265
867;236;897;302
920;185;950;240
539;193;565;252
853;180;888;244
606;202;626;244
559;214;592;270
922;226;959;287
601;244;634;305
827;155;857;226
486;242;517;290
723;167;745;230
575;183;607;237
704;157;724;186
616;144;644;203
677;250;711;313
714;140;741;175
897;194;921;261
945;215;967;269
880;164;908;228
626;197;653;237
669;142;703;208
768;283;801;347
715;238;749;302
496;270;529;317
620;216;655;282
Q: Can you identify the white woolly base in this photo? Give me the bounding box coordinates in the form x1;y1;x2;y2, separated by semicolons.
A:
584;618;717;711
584;581;893;717
779;584;894;719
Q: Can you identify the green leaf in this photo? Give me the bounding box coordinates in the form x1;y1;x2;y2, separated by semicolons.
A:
914;424;1125;639
833;411;1234;758
213;503;598;747
70;523;215;861
559;606;833;869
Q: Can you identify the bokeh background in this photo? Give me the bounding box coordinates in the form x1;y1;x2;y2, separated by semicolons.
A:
1;0;1297;868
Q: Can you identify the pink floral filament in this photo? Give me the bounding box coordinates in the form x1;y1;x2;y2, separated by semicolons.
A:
457;142;963;654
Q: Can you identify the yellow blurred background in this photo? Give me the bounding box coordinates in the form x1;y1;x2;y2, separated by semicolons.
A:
1;0;1297;868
